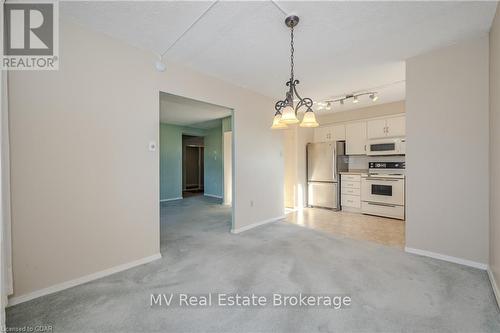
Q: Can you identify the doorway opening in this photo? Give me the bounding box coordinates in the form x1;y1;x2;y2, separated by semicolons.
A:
182;135;204;198
158;92;234;249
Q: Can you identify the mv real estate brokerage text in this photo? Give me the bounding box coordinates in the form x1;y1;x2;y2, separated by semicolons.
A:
150;293;352;309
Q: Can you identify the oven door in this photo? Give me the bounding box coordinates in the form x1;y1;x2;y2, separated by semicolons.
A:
361;177;405;205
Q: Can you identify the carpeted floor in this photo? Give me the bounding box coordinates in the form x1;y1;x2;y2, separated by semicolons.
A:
6;196;500;332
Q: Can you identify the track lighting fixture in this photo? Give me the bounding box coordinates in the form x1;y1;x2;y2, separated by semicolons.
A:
321;91;379;109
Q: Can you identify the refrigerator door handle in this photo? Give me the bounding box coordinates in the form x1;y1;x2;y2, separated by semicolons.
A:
332;146;336;181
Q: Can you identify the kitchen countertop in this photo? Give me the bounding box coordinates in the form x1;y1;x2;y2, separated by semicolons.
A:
340;169;368;175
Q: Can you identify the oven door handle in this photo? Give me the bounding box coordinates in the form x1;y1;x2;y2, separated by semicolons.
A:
367;202;398;208
364;177;400;181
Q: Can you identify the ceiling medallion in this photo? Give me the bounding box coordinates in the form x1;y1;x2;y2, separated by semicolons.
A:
271;15;318;129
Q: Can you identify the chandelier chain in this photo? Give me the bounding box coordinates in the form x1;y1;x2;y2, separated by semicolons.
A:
290;26;294;81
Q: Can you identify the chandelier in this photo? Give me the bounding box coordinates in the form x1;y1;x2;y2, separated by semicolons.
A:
271;15;318;130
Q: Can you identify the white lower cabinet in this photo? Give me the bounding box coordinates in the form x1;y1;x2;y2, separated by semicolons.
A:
340;174;361;211
341;194;361;209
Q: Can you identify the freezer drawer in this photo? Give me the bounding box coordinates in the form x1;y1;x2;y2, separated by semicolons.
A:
308;182;338;209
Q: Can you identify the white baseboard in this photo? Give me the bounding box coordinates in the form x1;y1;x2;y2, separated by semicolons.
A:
231;216;285;234
204;193;223;199
8;253;162;307
160;197;183;202
487;267;500;309
404;247;487;270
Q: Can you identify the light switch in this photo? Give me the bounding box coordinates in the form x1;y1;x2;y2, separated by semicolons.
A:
149;141;157;152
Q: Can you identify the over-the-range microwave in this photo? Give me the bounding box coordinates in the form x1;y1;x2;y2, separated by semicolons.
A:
366;138;406;156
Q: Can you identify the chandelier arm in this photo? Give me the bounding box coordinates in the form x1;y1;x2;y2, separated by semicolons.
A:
275;100;287;112
292;84;313;112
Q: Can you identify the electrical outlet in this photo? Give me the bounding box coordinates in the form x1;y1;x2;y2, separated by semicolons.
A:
149;141;157;151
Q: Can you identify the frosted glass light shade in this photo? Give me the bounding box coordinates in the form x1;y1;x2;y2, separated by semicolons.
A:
300;110;319;128
280;105;299;124
270;112;288;129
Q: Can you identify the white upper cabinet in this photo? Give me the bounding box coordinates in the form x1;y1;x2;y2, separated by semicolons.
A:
386;115;405;137
346;122;367;155
331;124;346;141
313;124;346;142
367;115;406;139
313;126;331;142
367;119;387;139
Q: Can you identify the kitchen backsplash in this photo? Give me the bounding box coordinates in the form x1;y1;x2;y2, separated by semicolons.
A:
348;155;405;170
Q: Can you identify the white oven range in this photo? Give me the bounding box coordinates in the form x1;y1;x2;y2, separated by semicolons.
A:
361;162;405;220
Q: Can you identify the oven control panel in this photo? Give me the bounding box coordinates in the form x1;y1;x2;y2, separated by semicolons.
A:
368;162;405;169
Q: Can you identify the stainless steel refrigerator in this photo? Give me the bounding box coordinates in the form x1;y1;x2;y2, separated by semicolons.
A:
307;141;348;209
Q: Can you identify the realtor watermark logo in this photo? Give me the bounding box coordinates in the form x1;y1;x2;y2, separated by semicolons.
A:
2;1;59;70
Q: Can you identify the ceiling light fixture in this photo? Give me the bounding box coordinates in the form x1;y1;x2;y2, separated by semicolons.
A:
155;56;166;72
322;92;379;108
369;93;379;102
271;15;318;129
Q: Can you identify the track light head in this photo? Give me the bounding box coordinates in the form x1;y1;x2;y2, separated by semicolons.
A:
369;93;379;102
353;96;359;104
326;102;332;110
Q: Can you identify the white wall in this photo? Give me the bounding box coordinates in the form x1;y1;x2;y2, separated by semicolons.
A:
8;20;284;299
489;5;500;295
406;36;490;265
283;127;314;209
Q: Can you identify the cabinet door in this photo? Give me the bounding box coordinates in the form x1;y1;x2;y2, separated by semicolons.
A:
386;115;405;137
345;122;367;155
367;119;387;139
313;127;326;142
313;126;333;142
331;124;346;141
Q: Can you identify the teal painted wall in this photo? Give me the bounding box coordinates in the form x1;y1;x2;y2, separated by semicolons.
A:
159;124;182;201
160;121;224;200
204;123;223;197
